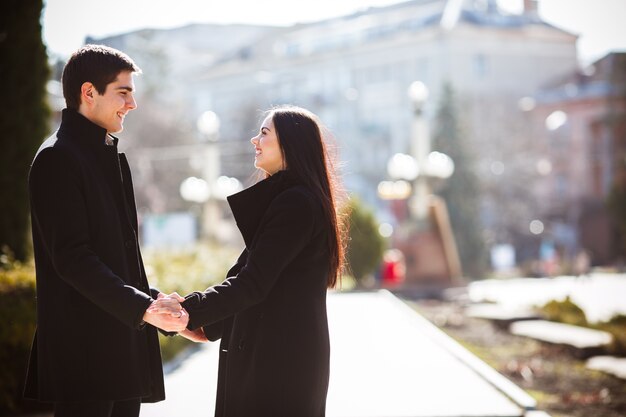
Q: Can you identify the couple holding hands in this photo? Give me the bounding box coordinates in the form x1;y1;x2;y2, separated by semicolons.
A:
25;44;346;417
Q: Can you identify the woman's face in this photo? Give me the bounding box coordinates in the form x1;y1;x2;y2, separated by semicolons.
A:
251;115;285;175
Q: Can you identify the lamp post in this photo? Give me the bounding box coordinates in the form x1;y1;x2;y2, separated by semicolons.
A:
408;81;431;220
378;82;455;218
197;111;221;240
179;111;243;242
378;81;461;288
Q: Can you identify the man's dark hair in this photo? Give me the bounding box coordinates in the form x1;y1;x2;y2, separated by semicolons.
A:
62;44;141;110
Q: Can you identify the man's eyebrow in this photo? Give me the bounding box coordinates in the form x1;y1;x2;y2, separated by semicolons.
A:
116;86;134;92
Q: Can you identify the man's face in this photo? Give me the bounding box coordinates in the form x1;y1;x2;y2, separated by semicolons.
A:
90;71;137;133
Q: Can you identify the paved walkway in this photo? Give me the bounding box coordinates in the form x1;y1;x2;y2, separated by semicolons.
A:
141;290;540;417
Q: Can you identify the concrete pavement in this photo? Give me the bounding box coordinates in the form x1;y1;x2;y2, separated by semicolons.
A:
141;290;542;417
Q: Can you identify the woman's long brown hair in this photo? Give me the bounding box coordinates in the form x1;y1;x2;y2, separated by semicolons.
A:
267;106;347;288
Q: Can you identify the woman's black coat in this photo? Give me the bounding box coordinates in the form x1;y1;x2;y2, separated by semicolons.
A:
24;109;165;403
183;171;331;417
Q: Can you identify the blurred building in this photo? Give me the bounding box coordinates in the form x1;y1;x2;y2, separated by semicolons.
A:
186;0;578;200
530;52;626;265
89;0;582;267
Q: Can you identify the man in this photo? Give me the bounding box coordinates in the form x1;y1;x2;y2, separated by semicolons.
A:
24;44;187;417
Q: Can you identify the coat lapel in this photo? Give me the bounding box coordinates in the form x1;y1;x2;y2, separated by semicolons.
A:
227;171;299;248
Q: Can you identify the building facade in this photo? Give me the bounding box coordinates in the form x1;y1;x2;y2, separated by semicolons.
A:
530;52;626;265
90;0;585;271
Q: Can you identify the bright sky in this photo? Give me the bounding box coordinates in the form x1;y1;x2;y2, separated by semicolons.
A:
43;0;626;65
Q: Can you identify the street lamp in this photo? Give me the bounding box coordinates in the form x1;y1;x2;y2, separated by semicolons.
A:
378;82;455;219
196;110;221;188
387;153;420;181
180;110;243;241
179;174;242;242
377;81;455;208
408;81;432;220
179;176;210;203
426;151;455;179
378;80;461;286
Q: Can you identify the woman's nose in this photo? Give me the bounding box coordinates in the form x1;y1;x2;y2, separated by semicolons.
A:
251;136;258;145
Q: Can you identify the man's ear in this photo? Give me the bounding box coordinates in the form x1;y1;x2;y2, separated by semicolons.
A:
80;82;96;105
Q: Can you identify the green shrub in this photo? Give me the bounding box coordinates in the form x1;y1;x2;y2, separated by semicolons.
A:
158;333;194;362
537;298;626;355
595;314;626;355
538;296;588;327
142;243;241;362
0;243;239;413
143;242;239;296
344;197;386;285
0;259;37;414
539;297;626;356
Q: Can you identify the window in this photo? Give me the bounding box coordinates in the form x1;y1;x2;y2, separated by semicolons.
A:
474;54;489;79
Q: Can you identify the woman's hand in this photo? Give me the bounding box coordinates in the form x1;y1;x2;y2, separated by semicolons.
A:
179;327;208;343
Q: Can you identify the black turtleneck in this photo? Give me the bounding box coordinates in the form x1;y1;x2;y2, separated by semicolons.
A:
57;108;118;149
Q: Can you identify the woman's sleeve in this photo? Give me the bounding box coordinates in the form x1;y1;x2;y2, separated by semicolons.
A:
200;248;249;341
183;190;315;330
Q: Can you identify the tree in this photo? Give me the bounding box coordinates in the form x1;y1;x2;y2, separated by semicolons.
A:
0;0;49;261
431;83;487;278
345;197;386;283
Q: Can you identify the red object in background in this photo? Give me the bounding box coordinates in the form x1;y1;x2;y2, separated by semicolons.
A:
381;249;406;287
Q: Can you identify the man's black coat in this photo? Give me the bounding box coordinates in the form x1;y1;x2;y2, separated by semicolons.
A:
24;109;165;403
183;171;331;417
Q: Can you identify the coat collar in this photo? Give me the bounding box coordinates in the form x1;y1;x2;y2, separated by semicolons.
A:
227;170;301;247
57;108;119;151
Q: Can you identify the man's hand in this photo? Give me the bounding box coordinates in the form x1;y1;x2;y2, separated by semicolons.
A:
143;292;189;332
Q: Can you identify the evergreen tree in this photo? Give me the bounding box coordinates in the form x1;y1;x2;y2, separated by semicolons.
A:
0;0;49;261
431;83;487;278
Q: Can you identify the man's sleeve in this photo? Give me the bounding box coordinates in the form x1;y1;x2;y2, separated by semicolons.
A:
29;148;152;329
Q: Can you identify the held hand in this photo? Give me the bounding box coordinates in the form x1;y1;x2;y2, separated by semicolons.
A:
143;292;190;332
143;306;189;332
179;327;208;343
157;291;185;302
147;296;185;316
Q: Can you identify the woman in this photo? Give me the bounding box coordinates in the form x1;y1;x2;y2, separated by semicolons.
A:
153;106;346;416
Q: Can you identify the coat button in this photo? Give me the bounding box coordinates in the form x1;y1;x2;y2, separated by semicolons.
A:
125;239;133;249
238;340;245;351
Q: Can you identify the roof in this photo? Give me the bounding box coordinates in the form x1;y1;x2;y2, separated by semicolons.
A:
536;52;626;104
